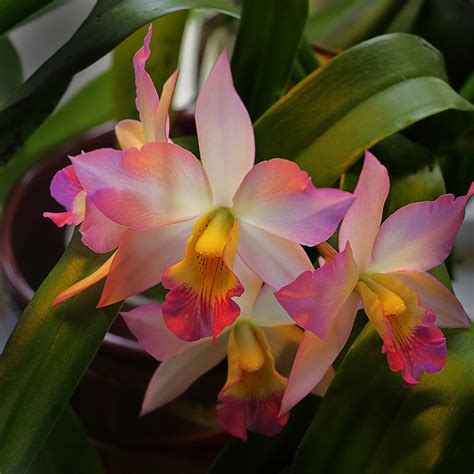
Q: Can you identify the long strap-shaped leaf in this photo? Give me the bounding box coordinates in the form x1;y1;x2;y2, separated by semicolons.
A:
0;233;119;473
231;0;309;121
292;325;474;473
0;0;239;163
253;33;473;185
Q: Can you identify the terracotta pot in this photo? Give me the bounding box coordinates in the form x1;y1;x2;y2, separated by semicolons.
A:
0;127;228;473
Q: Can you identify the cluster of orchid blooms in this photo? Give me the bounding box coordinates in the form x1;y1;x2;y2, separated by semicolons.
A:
44;27;472;441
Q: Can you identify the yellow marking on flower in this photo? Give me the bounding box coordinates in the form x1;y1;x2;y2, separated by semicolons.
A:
162;208;242;340
356;273;424;340
223;322;287;401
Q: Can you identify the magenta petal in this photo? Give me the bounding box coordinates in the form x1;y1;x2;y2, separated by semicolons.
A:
383;310;447;385
275;244;359;338
72;144;212;231
370;183;474;273
233;158;355;246
279;292;359;416
339;151;389;271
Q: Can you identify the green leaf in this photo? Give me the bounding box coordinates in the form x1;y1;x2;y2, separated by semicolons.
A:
0;71;113;203
28;406;104;474
0;0;52;34
209;396;320;474
292;325;474;473
0;233;120;474
306;0;406;50
253;34;473;186
112;11;188;121
0;0;239;163
0;36;22;107
231;0;308;120
385;0;425;33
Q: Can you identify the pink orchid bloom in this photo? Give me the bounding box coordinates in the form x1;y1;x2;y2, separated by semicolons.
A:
44;25;177;254
276;152;473;415
121;259;334;441
55;48;354;342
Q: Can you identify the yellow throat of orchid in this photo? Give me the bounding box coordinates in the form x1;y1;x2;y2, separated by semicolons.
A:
356;273;422;338
223;321;288;400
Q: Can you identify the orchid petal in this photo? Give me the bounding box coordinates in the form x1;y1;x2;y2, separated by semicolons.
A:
141;336;227;414
155;69;179;141
121;303;192;361
80;198;127;253
195;51;254;207
339;151;389;271
391;271;470;328
233;159;354;246
276;244;359;339
312;366;336;398
133;25;160;142
251;285;294;327
233;256;263;317
279;292;359;416
44;165;86;226
98;220;194;307
369;183;474;273
53;255;114;306
237;221;313;291
115;119;145;150
72;143;212;231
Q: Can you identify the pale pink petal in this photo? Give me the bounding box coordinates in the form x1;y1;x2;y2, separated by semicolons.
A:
133;25;160;142
311;366;335;398
233;256;263;317
195;51;254;207
115;119;145;150
251;285;294;327
72;143;212;231
233;159;354;246
276;244;359;338
141;335;227;414
98;220;194;307
369;183;474;273
121;303;191;361
43;211;76;227
53;255;114;306
237;220;313;291
391;271;470;328
80;198;127;253
155;70;179;141
279;292;359;416
339;151;389;271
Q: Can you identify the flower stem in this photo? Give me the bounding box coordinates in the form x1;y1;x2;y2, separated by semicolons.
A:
315;242;338;262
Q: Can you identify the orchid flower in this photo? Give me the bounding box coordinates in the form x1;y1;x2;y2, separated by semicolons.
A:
121;259;334;440
276;152;473;415
43;25;177;254
54;46;354;342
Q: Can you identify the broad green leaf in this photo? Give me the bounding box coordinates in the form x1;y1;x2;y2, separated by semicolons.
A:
0;233;120;474
0;0;52;34
0;71;113;203
209;397;320;474
28;406;104;474
231;0;308;120
253;34;473;186
0;36;22;107
112;12;187;121
292;325;474;473
0;0;239;163
306;0;406;50
385;0;425;33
